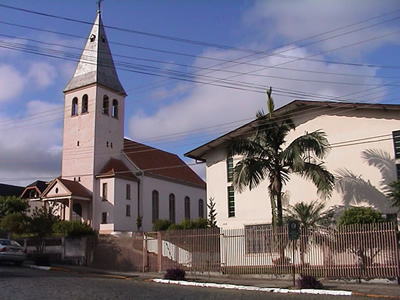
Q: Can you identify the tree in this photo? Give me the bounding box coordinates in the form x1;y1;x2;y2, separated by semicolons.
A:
207;197;218;228
0;196;29;220
338;206;384;226
387;180;400;209
284;200;335;230
0;212;30;235
227;88;335;226
284;200;335;265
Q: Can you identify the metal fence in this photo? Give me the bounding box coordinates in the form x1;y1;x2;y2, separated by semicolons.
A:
31;222;395;279
137;223;399;279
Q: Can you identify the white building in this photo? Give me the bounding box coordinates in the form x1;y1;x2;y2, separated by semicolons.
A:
27;10;206;233
186;100;400;230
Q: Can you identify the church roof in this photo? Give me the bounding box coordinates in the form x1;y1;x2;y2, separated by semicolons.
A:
97;158;140;181
64;11;126;95
123;139;206;189
41;178;92;200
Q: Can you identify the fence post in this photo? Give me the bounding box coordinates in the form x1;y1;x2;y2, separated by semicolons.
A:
142;233;148;272
157;231;162;272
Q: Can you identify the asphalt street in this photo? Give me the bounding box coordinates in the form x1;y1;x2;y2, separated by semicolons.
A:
0;263;394;299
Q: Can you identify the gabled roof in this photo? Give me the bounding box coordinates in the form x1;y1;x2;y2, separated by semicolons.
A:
20;180;48;199
123;139;205;188
41;178;92;200
64;11;126;95
97;158;140;181
185;100;400;161
0;183;24;197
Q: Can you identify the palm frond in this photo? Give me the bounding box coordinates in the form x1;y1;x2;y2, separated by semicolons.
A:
233;158;270;192
299;162;335;199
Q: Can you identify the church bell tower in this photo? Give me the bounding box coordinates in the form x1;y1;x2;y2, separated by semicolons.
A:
61;9;127;194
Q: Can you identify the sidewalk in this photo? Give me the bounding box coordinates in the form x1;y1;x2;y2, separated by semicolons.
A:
29;263;400;298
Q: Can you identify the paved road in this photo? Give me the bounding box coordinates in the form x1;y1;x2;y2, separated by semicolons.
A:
0;263;390;299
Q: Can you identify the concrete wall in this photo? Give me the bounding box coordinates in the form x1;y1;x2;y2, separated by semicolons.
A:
206;107;400;229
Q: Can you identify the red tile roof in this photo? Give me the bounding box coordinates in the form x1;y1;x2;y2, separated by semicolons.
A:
97;158;140;181
123;139;205;188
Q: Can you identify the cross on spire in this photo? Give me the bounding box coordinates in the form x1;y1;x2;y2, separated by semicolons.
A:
97;0;103;13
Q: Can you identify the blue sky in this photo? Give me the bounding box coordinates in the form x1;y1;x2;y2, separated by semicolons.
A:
0;0;399;186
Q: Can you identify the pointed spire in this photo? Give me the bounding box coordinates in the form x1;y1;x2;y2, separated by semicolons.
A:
64;11;126;95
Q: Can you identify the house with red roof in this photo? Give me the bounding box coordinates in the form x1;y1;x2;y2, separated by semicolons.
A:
25;9;205;233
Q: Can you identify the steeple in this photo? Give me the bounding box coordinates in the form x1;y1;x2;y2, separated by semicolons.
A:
64;11;126;95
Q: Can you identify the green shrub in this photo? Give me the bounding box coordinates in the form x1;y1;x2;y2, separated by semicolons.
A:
297;274;323;289
168;223;184;231
53;220;96;237
164;268;186;280
152;219;172;231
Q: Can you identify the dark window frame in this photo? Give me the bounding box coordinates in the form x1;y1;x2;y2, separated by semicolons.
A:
152;190;159;222
169;193;176;223
184;196;191;220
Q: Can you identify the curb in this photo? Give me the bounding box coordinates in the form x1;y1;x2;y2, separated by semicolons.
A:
152;279;353;296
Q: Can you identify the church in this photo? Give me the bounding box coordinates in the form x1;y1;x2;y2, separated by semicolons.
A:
21;9;206;233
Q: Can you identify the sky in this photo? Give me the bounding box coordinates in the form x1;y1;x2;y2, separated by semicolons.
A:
0;0;399;186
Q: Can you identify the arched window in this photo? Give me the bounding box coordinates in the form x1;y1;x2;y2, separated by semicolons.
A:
111;99;118;118
198;199;204;218
169;193;175;223
184;196;190;220
152;190;159;222
102;95;109;115
82;94;88;113
71;97;78;116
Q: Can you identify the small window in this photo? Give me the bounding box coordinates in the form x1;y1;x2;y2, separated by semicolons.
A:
184;196;190;220
71;97;78;116
101;212;107;224
82;94;88;113
126;184;131;200
152;190;159;222
102;95;109;115
126;205;131;217
227;156;234;182
198;199;204;218
169;193;176;223
111;99;118;118
245;224;274;254
102;183;108;201
228;186;235;217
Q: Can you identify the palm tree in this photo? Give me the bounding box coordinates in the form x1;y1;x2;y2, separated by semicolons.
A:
284;200;335;265
284;200;335;230
227;88;334;227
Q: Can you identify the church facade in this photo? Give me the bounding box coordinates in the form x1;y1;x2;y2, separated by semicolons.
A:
27;10;205;233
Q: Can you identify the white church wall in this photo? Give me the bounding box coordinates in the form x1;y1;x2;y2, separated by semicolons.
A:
140;175;206;232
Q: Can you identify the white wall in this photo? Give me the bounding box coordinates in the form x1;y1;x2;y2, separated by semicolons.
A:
140;175;206;232
206;108;400;229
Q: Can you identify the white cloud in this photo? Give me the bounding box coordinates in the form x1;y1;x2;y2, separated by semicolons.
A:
28;62;58;88
243;0;400;59
128;46;383;142
0;64;25;103
0;100;63;186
